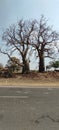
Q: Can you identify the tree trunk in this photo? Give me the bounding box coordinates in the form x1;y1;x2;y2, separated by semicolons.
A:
22;57;29;74
39;54;45;72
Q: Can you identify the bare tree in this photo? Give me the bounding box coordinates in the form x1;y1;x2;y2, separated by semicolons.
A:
1;16;59;73
1;19;35;74
31;15;59;72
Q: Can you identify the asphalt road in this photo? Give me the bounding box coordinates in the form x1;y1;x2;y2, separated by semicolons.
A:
0;87;59;130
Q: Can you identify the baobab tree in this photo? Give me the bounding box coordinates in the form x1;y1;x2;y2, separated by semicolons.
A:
1;16;59;73
1;19;35;73
31;15;59;72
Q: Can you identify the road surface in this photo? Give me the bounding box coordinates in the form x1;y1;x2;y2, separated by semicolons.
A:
0;87;59;130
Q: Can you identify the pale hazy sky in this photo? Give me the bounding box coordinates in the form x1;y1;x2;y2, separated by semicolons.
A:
0;0;59;67
0;0;59;31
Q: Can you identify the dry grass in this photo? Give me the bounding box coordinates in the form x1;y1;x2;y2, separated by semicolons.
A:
0;71;59;88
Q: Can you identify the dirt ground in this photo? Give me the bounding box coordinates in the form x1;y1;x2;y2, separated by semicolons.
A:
0;71;59;87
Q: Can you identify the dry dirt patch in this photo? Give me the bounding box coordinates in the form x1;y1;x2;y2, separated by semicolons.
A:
0;71;59;87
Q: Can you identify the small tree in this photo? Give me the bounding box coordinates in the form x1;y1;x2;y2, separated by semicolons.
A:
49;60;59;70
6;57;21;73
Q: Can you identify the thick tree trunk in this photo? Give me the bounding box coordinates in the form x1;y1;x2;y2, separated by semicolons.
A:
22;57;29;74
39;54;45;72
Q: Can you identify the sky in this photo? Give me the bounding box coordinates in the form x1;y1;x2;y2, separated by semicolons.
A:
0;0;59;68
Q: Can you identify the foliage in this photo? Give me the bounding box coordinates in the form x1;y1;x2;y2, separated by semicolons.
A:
6;57;21;73
46;60;59;71
50;60;59;69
